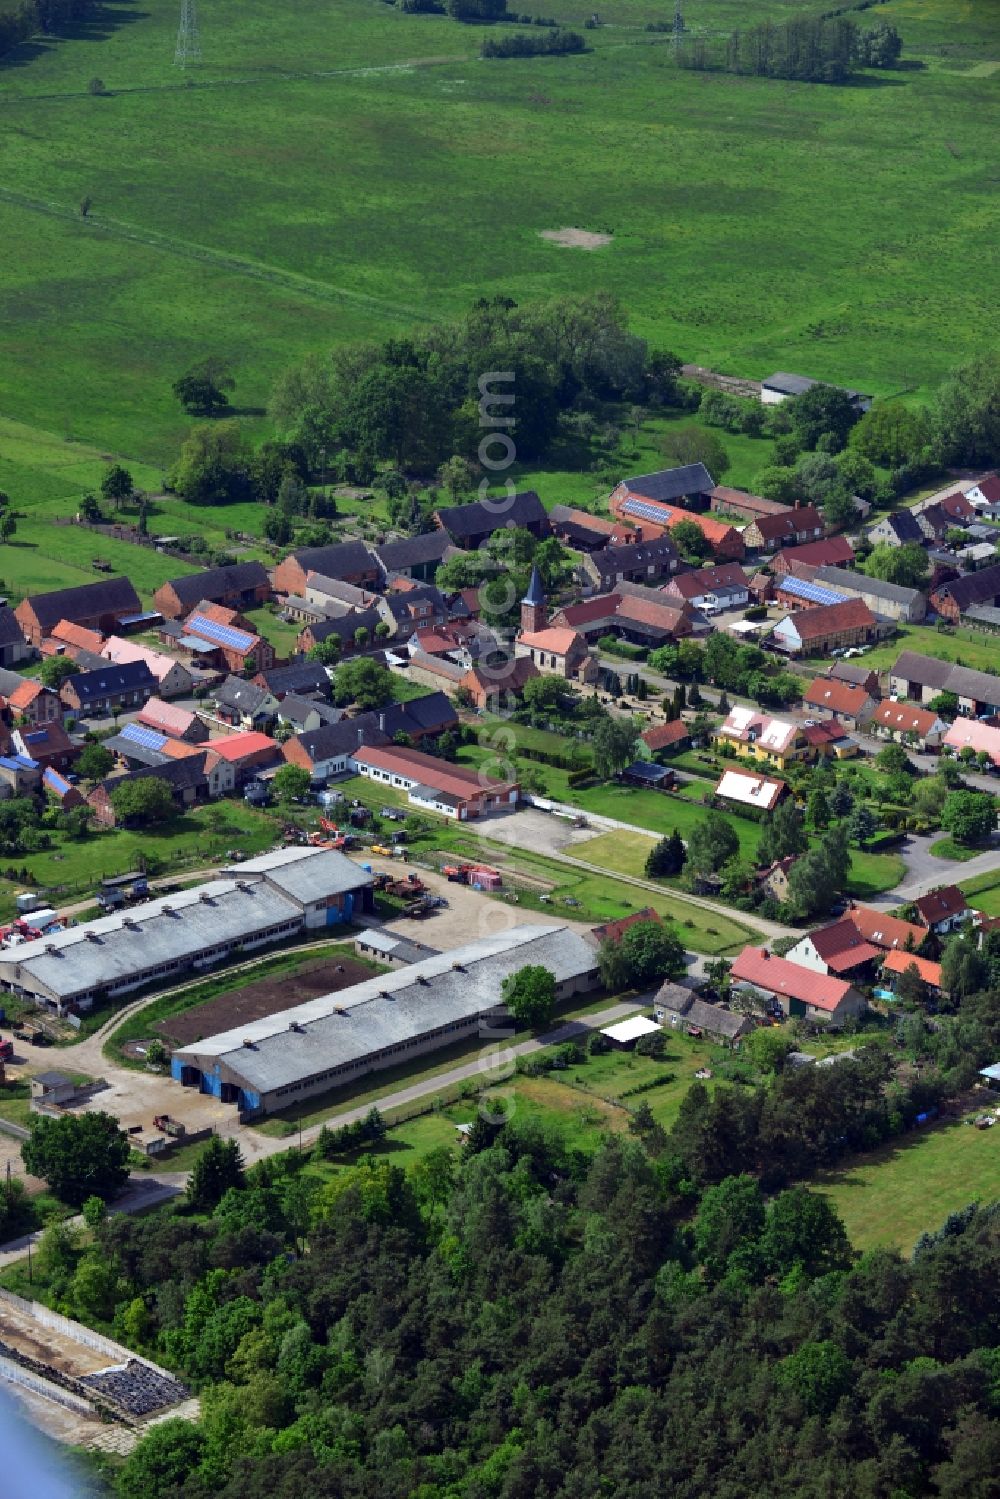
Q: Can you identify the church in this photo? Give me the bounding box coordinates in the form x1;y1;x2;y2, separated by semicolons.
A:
513;567;599;683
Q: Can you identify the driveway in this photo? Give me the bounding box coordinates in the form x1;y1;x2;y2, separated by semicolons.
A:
865;830;1000;905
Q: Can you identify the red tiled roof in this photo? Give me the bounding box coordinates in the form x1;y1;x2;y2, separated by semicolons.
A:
803;677;873;716
914;885;967;925
808;917;882;973
882;950;943;988
847;904;925;953
641;719;691;751
667;563;747;598
205;732;279;762
731;946;854;1012
801;721;849;747
556;594;622;627
517;627;583;655
615;595;688;630
7;679;47;708
774;537;855;571
943;717;1000;767
972;475;1000;504
786;598;876;642
751;506;823;541
51;620;104;651
939;490;976;520
871;701;942;737
138;698;199;738
351;743;516;799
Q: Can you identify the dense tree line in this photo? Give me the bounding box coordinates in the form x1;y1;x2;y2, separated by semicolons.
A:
268;294;683;478
677;12;901;83
481;29;585;56
61;1089;1000;1499
0;0;93;60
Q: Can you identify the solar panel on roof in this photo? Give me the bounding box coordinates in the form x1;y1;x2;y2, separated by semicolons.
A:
188;615;256;651
623;497;674;525
120;723;168;751
779;576;847;607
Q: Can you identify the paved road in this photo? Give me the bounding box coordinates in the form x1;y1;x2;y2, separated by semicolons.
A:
0;1176;181;1271
865;831;1000;905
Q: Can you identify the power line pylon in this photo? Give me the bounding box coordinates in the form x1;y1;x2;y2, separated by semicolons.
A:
673;2;685;43
175;0;201;68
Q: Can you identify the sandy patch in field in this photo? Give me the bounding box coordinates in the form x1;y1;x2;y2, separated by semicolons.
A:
539;227;612;249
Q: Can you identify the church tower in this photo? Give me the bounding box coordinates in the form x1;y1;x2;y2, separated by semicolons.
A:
520;565;547;634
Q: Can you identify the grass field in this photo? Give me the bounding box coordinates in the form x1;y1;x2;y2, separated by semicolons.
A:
0;800;278;919
861;623;1000;675
962;869;1000;915
0;0;997;520
816;1119;1000;1253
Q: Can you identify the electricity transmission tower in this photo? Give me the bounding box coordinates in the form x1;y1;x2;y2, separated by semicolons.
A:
672;3;684;42
174;0;201;68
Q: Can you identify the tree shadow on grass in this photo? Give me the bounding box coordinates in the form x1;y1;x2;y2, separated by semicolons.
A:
817;1117;965;1189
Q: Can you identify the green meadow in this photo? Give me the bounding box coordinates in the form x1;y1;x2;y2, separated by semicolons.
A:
0;0;997;528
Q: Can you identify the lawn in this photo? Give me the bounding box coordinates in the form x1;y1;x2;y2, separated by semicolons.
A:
816;1119;1000;1254
0;800;279;919
0;0;997;521
861;623;1000;676
577;816;904;899
962;870;1000;916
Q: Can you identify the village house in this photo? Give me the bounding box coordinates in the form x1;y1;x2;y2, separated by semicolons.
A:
881;949;944;996
182;606;276;675
714;768;788;813
550;590;695;649
641;719;691;757
772;574;851;613
828;660;881;699
802;675;877;729
943;716;1000;768
434;491;549;549
869;700;948;750
137;697;206;742
653;981;753;1046
866;509;925;548
348;742;519;821
87;755;210;826
887;652;1000;718
11;722;76;772
458;657;539;712
296;607;384;657
153;561;271;621
282;717;390;782
0;606;31;669
714;707;811;770
211;677;279;731
16;578;142;647
376;585;450;641
254;659;332;702
275;695;343;735
913;885;971;934
742;505;824;553
0;669;62;727
785;918;882;980
965;475;1000;519
59;660;157;718
581;535;679;591
273;541;382;599
0;753;41;798
846;903;926;954
203;731;282;786
915;502;957;545
41;766;83;808
587;909;661;947
548;506;636;551
46;620;105;658
609;478;744;561
730;946;867;1027
771;536;855;573
662;562;750;613
100;636;193;698
372;529;454;582
757;855;798;904
931;562;1000;623
771;597;879;655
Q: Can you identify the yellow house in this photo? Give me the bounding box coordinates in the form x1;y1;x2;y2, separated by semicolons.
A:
713;706;854;769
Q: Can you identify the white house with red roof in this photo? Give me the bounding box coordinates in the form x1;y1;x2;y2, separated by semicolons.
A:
730;946;866;1026
348;743;518;820
785;918;882;979
966;474;1000;519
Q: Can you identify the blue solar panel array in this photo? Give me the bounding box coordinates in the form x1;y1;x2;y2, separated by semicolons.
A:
622;497;675;526
120;723;168;751
44;768;72;794
187;614;255;651
777;576;847;608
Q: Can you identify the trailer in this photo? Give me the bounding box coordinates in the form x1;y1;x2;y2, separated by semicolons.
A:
152;1114;186;1138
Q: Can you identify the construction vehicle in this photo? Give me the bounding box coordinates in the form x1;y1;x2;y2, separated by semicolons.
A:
371;844;393;857
403;896;434;918
153;1114;186;1138
442;863;502;889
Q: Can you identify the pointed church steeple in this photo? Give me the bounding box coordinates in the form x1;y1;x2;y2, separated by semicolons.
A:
521;565;547;634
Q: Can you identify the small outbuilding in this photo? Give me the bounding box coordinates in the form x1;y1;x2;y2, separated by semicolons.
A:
600;1015;662;1049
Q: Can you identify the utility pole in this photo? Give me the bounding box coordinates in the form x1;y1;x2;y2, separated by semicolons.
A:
673;1;684;43
175;0;202;68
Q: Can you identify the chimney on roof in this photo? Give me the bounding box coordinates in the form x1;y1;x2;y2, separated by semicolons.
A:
762;949;769;959
242;1038;255;1048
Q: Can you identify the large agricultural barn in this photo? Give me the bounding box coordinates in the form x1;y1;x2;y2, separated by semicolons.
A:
0;848;374;1015
172;924;600;1117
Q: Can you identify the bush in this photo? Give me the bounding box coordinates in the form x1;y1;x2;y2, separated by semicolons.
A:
481;29;586;56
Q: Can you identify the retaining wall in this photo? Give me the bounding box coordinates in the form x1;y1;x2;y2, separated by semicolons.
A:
0;1352;95;1418
0;1289;170;1375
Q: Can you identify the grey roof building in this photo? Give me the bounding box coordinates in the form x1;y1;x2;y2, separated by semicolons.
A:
888;651;1000;715
0;848;374;1014
172;924;600;1116
374;530;454;579
652;980;752;1045
813;565;926;622
435;492;549;547
616;465;715;505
